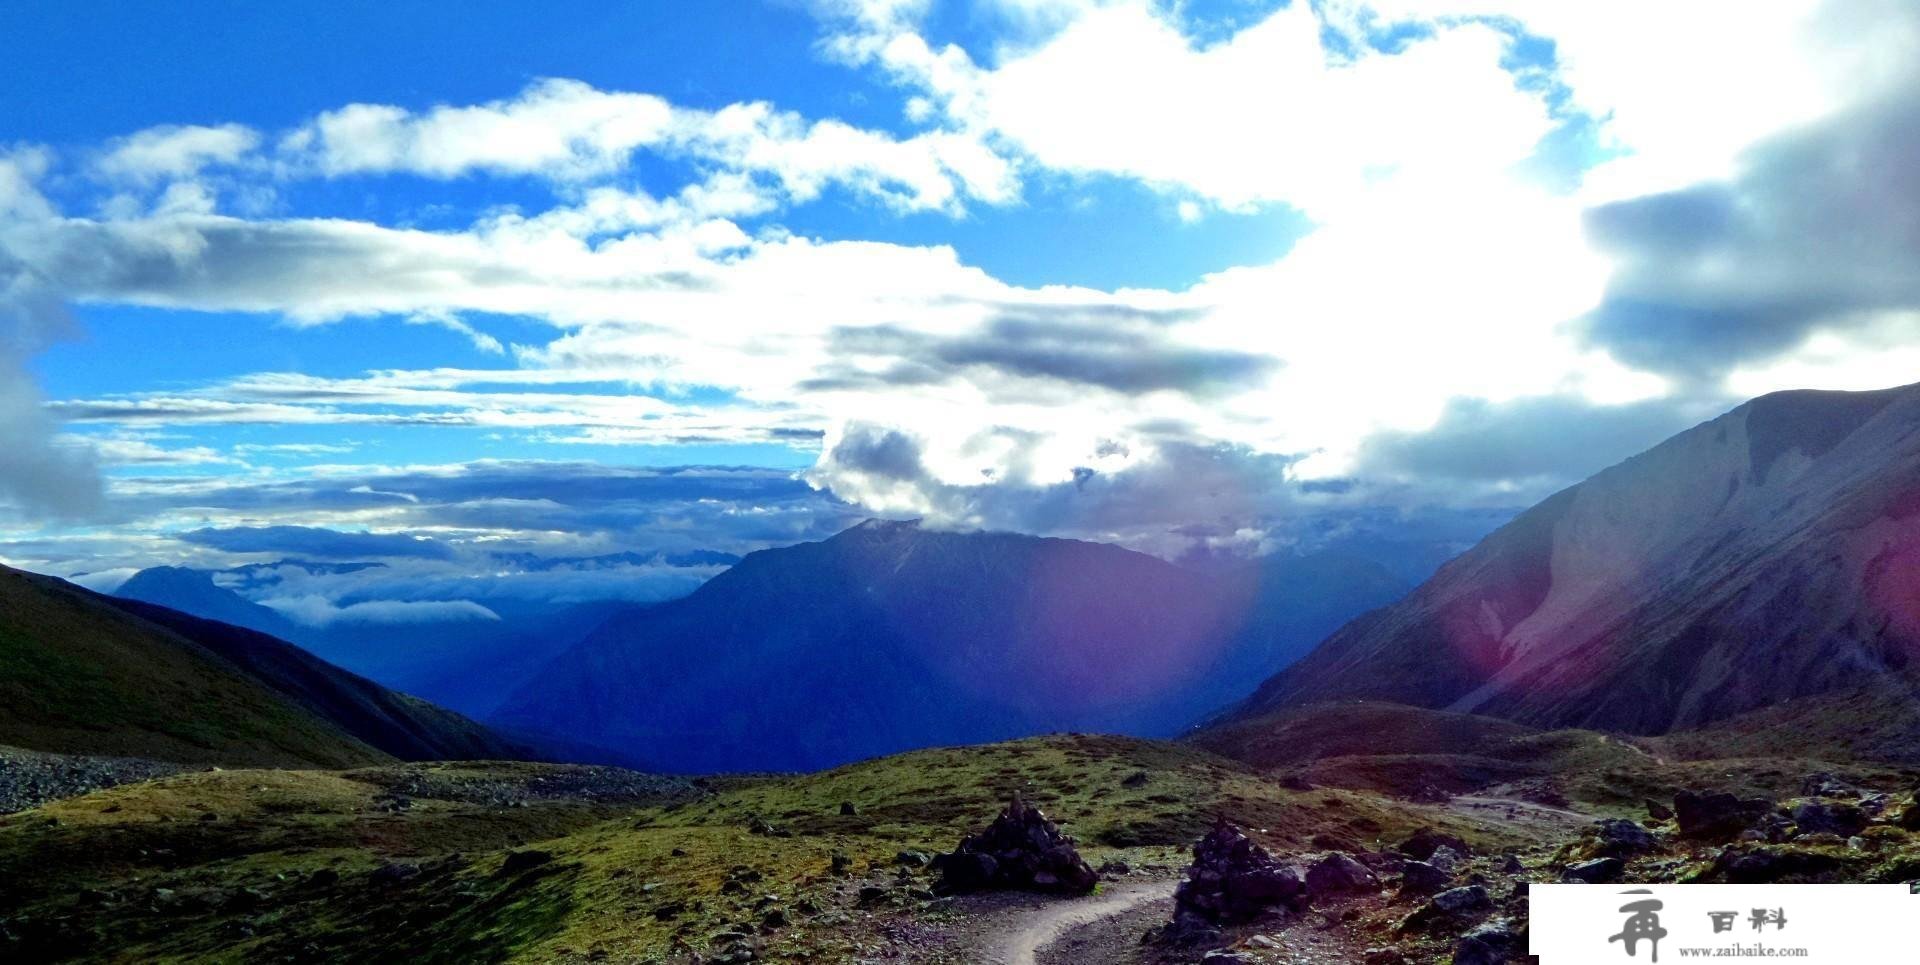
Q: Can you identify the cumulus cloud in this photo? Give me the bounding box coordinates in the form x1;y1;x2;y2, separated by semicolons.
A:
1580;85;1920;383
94;123;261;184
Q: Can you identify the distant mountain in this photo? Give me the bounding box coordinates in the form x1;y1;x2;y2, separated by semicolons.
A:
493;520;1408;772
112;565;623;718
1220;383;1920;738
116;565;306;640
0;564;527;767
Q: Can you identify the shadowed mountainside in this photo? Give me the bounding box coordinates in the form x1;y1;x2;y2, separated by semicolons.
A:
495;521;1407;772
0;564;527;767
1223;383;1920;740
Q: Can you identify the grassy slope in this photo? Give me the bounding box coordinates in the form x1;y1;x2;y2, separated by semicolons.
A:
0;734;1547;964
0;571;386;770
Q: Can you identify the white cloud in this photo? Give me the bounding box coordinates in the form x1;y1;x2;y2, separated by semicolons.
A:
259;593;501;627
94;123;261;184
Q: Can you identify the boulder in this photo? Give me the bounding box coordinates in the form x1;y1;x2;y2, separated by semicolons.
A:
1563;857;1623;883
1397;827;1470;860
1792;801;1867;838
1708;847;1845;883
1401;885;1492;931
1674;790;1775;839
1427;845;1462;874
1398;860;1450;894
1305;853;1381;896
930;794;1097;895
1453;918;1524;965
1644;798;1674;821
1590;819;1659;857
1801;773;1860;799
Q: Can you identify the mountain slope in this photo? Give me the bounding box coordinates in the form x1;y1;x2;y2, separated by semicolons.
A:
494;520;1405;772
1222;382;1920;737
0;564;525;767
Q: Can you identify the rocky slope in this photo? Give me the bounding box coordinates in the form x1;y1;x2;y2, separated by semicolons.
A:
0;564;527;767
1224;383;1920;743
494;520;1406;772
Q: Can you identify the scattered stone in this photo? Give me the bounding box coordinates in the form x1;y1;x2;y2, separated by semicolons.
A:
838;801;858;816
930;794;1097;895
1121;771;1151;789
857;885;889;904
1792;801;1867;838
1100;859;1132;877
1563;858;1623;883
830;852;853;876
746;816;790;838
1674;790;1775;839
1306;852;1381;895
1363;948;1406;965
1427;845;1462;874
894;850;932;869
1497;854;1524;874
1160;818;1306;946
1279;774;1316;792
1201;951;1255;964
1645;798;1675;821
1397;827;1470;860
1801;773;1860;799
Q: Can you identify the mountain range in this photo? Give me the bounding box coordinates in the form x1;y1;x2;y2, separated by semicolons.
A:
491;520;1408;772
1222;383;1920;738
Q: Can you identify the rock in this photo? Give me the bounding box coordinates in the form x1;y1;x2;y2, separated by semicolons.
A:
1896;801;1920;831
747;815;790;838
1453;918;1524;965
1280;774;1316;791
1100;859;1132;876
1363;948;1406;965
1674;790;1775;839
1398;860;1450;894
1401;885;1492;930
1200;952;1255;964
1792;801;1867;838
1645;798;1675;821
1563;857;1623;883
1160;818;1306;945
856;885;889;904
1801;773;1860;799
930;794;1098;895
498;850;555;876
370;862;420;886
1306;853;1380;895
1497;854;1524;874
1591;818;1659;857
1397;827;1470;860
894;850;932;869
1121;771;1150;789
1708;847;1844;883
1860;793;1891;815
838;801;858;816
830;852;853;876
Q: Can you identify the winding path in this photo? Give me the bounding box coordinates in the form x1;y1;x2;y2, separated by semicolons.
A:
981;880;1176;965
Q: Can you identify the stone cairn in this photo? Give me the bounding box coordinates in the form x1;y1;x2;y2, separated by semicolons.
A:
1159;817;1307;946
930;793;1099;895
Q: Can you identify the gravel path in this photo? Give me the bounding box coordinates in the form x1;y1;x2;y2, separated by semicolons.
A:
0;744;187;814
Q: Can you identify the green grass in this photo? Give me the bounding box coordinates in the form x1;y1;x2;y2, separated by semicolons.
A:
0;573;385;769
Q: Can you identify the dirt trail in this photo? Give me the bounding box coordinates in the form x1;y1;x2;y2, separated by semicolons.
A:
977;880;1175;965
1449;793;1591;831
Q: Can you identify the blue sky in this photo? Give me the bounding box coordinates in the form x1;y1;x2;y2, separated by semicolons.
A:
1;0;1916;618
